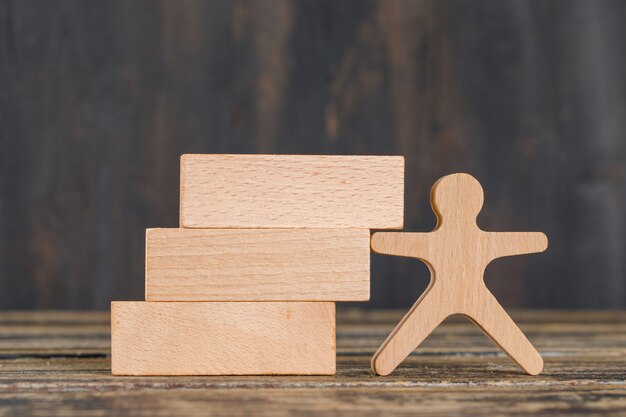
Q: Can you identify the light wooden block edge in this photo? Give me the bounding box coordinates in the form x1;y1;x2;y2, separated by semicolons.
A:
179;154;405;229
111;301;336;376
144;227;371;302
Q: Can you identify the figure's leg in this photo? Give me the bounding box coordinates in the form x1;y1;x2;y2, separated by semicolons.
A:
372;287;448;375
468;290;543;375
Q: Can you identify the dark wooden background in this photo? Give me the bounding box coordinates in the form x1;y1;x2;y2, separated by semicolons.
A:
1;0;625;310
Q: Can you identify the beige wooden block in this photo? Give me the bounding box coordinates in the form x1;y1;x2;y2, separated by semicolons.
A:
111;302;336;375
179;154;404;228
145;228;370;301
370;173;548;376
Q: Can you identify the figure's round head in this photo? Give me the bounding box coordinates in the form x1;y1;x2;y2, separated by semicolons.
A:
430;173;484;221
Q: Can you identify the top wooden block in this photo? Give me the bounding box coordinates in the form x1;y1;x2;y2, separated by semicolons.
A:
180;154;404;229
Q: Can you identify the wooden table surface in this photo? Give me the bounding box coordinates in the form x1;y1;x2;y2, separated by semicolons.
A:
0;310;624;416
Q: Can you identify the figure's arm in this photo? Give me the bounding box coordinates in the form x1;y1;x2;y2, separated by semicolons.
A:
370;232;431;259
484;232;548;259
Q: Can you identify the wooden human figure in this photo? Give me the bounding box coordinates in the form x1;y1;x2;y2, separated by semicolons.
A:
371;173;548;376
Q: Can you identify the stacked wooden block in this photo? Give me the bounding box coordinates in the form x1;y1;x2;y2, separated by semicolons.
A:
111;154;404;375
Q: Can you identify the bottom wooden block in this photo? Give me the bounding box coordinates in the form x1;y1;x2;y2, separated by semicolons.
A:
111;302;336;375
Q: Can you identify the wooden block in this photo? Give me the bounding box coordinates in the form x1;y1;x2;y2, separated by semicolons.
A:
179;154;404;228
111;302;336;375
145;228;370;301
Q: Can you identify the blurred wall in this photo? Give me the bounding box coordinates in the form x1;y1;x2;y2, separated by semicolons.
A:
1;0;625;309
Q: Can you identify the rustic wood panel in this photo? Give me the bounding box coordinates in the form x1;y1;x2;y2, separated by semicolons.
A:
1;0;625;309
0;310;625;416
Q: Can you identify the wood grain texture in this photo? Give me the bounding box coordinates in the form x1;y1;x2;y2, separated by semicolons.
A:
371;174;548;376
179;154;404;228
1;310;626;416
1;1;626;310
145;228;370;301
111;302;336;376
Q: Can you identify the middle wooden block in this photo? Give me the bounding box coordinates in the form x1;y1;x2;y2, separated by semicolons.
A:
145;228;370;301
